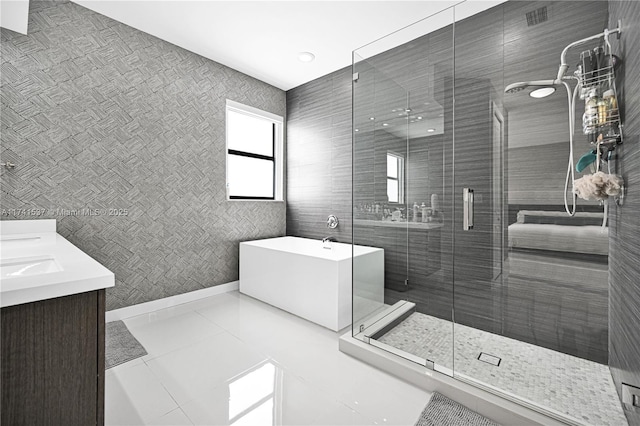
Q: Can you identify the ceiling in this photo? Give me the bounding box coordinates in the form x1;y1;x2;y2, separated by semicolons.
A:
70;0;506;91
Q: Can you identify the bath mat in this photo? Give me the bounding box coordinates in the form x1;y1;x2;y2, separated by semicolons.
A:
105;320;147;369
414;392;500;426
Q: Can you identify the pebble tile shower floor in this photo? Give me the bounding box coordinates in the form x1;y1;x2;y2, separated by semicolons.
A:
105;291;432;425
378;312;627;426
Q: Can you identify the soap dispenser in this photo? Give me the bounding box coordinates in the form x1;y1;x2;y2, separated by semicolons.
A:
421;203;429;223
413;202;419;222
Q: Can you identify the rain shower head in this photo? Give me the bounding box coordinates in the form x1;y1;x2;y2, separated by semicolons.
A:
504;79;559;95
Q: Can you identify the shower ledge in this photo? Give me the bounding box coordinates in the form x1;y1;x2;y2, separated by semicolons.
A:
0;219;114;308
354;219;444;229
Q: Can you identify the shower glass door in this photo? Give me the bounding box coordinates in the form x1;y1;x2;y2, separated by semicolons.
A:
352;7;454;375
351;1;624;424
450;3;620;425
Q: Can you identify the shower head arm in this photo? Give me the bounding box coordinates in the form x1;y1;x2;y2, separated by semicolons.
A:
556;22;622;81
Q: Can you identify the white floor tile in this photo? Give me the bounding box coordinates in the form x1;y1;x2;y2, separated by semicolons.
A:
145;331;269;405
310;403;378;426
258;333;431;425
125;310;225;360
146;407;194;426
105;362;178;425
105;355;146;377
181;360;349;426
108;291;433;426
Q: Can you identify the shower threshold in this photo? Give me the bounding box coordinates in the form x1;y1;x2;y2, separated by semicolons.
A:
342;302;627;426
353;300;453;376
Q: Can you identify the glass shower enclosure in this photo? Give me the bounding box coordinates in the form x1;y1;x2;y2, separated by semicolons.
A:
351;1;625;425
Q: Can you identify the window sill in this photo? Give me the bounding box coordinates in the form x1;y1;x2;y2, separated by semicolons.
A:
226;198;286;203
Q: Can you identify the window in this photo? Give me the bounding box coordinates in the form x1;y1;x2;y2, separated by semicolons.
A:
387;152;404;203
226;100;284;200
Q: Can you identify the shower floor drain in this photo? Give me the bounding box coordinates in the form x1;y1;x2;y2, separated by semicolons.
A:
478;352;501;366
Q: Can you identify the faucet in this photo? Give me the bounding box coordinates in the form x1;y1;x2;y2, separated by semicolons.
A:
322;236;337;249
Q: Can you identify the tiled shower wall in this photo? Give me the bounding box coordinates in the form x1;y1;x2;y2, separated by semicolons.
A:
286;1;613;363
608;1;640;424
286;67;352;243
0;1;286;310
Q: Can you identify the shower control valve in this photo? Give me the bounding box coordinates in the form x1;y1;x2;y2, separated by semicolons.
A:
327;215;339;229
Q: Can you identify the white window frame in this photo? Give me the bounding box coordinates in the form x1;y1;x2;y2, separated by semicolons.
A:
386;151;405;204
225;99;284;201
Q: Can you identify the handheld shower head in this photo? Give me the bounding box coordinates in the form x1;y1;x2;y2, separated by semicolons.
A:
505;82;530;93
504;79;559;94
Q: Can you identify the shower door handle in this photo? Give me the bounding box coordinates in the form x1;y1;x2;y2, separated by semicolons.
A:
463;188;474;230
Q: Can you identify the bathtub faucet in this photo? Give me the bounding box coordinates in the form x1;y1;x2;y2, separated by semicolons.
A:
322;236;337;249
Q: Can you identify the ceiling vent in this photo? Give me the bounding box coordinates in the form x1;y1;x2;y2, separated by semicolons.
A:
526;6;548;26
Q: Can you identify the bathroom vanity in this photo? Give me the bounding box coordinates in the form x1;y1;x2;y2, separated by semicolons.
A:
0;220;114;426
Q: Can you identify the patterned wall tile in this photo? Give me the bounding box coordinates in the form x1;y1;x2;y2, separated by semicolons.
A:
0;0;286;310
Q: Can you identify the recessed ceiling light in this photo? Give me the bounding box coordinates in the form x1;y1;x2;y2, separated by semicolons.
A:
382;123;389;127
405;108;412;112
417;116;423;120
529;87;555;98
355;128;359;132
427;128;436;132
298;52;315;63
369;117;375;120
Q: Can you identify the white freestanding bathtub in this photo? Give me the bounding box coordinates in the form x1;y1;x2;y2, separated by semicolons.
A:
239;236;384;331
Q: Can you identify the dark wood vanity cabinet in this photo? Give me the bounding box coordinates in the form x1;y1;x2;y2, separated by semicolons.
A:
1;289;105;426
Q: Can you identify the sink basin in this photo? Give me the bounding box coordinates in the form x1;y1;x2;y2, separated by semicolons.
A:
0;236;42;244
0;220;115;307
1;256;63;278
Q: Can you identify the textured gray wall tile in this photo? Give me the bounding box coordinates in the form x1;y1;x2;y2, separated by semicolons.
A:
286;68;352;243
0;0;286;310
608;2;640;425
286;0;614;365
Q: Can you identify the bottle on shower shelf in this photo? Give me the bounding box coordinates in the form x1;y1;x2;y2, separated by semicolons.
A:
597;97;608;126
583;88;599;134
603;89;618;124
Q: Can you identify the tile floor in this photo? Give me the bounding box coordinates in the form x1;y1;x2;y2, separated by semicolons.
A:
105;291;433;425
379;312;628;426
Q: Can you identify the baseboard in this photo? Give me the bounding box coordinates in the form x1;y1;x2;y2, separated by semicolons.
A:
105;281;239;322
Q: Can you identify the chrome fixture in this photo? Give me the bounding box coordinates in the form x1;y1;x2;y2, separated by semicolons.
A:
556;20;622;82
327;215;339;229
322;236;337;250
504;22;623;217
504;79;560;94
463;188;474;231
1;162;16;170
622;383;640;410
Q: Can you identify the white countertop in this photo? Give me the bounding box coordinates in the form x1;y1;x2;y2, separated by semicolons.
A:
354;219;444;230
0;220;115;308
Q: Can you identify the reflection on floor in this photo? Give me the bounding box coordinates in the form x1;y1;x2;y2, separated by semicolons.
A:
378;312;627;426
105;291;431;425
